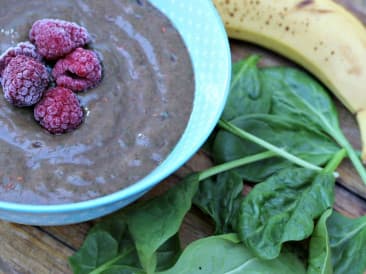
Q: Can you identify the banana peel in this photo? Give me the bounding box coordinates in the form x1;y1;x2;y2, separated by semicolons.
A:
212;0;366;163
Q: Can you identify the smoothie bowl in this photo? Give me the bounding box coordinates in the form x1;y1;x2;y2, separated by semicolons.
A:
0;0;231;225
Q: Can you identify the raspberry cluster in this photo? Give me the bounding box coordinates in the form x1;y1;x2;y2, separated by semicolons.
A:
0;19;102;134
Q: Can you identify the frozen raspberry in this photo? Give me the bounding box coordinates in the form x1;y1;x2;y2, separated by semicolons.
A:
29;18;91;60
52;48;102;92
1;55;49;107
34;87;84;134
0;41;42;78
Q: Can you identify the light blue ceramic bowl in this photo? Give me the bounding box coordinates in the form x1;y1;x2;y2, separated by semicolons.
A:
0;0;231;225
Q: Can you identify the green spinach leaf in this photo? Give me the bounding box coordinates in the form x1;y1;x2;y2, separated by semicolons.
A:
154;234;181;271
222;55;271;121
260;67;339;135
238;168;335;260
95;266;143;274
307;209;333;274
213;114;339;181
328;211;366;274
126;173;199;273
193;171;243;234
261;66;366;182
157;234;306;274
70;174;199;274
68;229;140;274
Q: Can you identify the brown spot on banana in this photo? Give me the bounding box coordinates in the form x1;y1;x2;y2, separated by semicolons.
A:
296;0;332;13
296;0;314;9
307;8;333;14
339;45;362;76
348;65;362;76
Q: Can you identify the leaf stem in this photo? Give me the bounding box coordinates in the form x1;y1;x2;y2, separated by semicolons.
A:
198;150;277;181
336;136;366;184
319;116;366;183
323;148;347;174
88;247;135;274
218;119;323;172
230;55;260;89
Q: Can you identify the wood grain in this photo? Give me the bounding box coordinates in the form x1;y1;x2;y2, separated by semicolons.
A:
0;222;73;273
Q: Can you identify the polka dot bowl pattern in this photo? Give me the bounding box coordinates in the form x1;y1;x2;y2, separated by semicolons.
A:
0;0;231;225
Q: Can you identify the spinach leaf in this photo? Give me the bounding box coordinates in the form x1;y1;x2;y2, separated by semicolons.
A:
70;174;198;274
327;211;366;274
126;173;199;273
260;67;339;135
69;230;118;274
68;229;140;274
95;266;143;274
155;234;181;271
193;171;243;234
307;209;333;274
261;66;366;182
213;114;339;181
157;234;306;274
222;55;271;121
89;216;130;247
238;168;335;260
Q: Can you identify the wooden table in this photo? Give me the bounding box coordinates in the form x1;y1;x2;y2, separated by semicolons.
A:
1;1;366;273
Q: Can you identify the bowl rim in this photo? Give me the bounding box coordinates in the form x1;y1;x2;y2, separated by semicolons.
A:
0;0;232;215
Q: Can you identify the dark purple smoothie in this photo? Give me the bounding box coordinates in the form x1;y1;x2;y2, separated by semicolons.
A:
0;0;194;204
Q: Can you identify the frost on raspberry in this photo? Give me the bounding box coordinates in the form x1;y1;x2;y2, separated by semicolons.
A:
52;47;102;92
34;87;84;134
1;55;49;107
0;41;42;78
29;18;91;60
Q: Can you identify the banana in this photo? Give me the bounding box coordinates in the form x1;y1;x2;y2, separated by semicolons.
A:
212;0;366;161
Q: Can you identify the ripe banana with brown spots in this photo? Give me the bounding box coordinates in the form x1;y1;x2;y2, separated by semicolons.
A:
213;0;366;162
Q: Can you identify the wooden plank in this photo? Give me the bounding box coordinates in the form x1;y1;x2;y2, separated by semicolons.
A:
334;184;366;218
180;209;213;247
37;223;92;251
0;221;73;274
